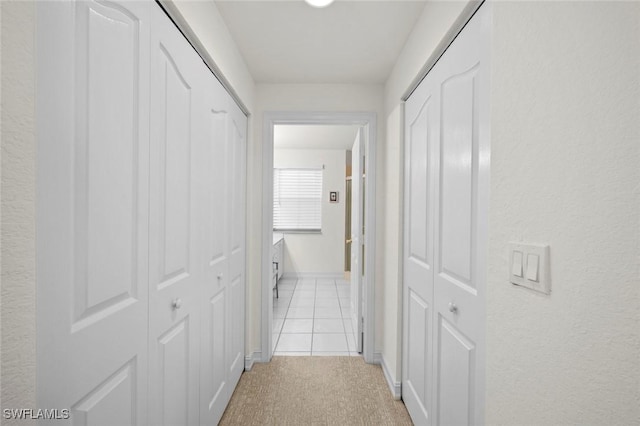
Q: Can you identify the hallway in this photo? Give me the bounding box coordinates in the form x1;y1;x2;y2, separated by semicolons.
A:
219;356;411;425
273;278;359;356
2;1;638;425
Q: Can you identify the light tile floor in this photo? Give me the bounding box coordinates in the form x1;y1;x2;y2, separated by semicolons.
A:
273;278;360;356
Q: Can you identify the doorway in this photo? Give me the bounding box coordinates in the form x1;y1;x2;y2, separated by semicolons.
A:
261;112;377;363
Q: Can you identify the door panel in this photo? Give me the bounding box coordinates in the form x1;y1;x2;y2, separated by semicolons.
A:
432;8;489;425
408;99;432;267
230;120;244;256
229;275;243;374
437;318;476;426
37;0;151;424
208;109;229;267
148;6;201;425
403;71;438;426
406;290;430;407
158;319;191;425
199;71;231;424
228;113;247;386
439;68;477;288
159;49;192;286
76;0;140;322
432;85;484;426
71;359;137;426
75;0;141;327
403;4;489;426
208;291;227;405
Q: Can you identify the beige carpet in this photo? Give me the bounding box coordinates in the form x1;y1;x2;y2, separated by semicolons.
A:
220;356;413;426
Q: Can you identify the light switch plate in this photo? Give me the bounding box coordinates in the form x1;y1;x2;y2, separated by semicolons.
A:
509;243;550;294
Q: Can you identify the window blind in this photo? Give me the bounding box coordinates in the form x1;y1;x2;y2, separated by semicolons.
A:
273;168;323;232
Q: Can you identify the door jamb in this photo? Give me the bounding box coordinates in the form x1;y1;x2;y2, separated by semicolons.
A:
261;111;377;363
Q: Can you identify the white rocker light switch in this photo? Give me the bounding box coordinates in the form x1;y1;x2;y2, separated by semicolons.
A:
509;243;550;295
526;253;539;282
512;251;523;277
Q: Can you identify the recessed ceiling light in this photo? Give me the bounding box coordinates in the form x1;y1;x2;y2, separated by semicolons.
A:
304;0;335;8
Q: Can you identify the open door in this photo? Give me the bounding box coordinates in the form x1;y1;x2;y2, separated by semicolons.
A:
350;129;365;353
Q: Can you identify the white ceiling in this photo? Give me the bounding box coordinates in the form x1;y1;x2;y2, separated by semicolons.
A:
274;124;360;150
215;0;427;84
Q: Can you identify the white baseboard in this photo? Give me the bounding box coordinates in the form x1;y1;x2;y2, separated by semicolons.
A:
374;352;402;400
244;351;261;371
281;272;344;280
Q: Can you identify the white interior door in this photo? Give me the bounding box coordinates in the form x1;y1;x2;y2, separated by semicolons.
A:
431;6;489;424
197;70;246;424
403;5;489;425
148;5;202;425
38;1;247;424
402;58;438;425
227;99;247;390
350;129;365;353
37;1;151;424
199;67;231;424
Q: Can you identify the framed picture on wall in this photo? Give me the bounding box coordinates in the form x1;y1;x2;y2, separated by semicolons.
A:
329;191;338;203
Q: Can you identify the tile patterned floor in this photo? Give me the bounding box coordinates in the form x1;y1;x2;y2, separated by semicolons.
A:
272;278;360;356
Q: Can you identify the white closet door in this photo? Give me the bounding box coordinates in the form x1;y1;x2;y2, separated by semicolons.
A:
198;69;232;424
403;5;490;426
148;5;203;425
197;60;246;426
431;6;490;425
38;1;248;424
227;101;247;389
402;55;439;426
37;0;151;424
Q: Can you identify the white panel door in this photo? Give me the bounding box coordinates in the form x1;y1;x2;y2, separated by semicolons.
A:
148;5;203;425
198;64;232;425
402;57;439;425
227;99;247;389
38;2;248;425
197;68;246;424
37;0;151;424
432;6;490;425
350;129;364;353
403;5;490;426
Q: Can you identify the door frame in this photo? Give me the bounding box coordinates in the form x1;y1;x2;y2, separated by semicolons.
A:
261;111;377;363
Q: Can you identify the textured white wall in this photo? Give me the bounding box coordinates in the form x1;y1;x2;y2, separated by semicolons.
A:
487;2;640;424
274;149;346;275
381;0;469;391
1;1;36;424
248;83;384;355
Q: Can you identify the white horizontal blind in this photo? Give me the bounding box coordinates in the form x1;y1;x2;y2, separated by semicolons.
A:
273;168;323;231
